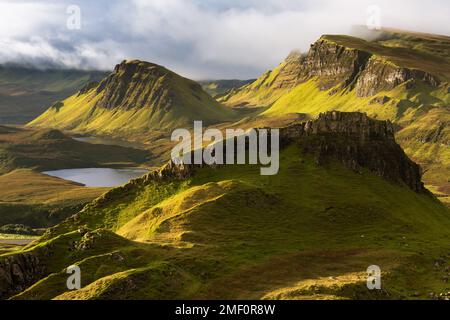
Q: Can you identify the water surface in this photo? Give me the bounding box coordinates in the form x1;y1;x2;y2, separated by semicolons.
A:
43;168;149;187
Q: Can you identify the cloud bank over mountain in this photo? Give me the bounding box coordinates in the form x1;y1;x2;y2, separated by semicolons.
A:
0;0;449;79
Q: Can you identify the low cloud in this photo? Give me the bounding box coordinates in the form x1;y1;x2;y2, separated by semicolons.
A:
0;0;448;79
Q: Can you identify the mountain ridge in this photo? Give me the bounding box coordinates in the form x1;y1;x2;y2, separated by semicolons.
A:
220;30;450;205
28;60;235;136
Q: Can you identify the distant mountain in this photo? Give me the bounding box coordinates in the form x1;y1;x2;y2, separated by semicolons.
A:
199;79;255;97
29;60;236;137
0;65;107;124
220;30;450;205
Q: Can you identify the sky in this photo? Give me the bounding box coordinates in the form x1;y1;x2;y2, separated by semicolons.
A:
0;0;449;79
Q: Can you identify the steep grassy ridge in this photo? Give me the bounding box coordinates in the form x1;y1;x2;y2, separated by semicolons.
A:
8;146;449;300
29;60;235;137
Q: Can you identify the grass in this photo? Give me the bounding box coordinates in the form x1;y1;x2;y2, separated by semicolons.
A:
8;144;450;300
0;169;108;228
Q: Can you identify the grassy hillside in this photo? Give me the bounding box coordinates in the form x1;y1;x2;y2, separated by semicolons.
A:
5;139;449;300
29;60;236;137
4;112;450;299
220;30;450;205
0;65;107;124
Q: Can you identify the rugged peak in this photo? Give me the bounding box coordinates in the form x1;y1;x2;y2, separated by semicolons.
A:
222;33;447;108
113;59;168;75
94;59;191;111
30;58;234;134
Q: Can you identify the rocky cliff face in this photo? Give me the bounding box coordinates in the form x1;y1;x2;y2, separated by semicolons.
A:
354;57;441;97
222;35;443;106
296;39;371;91
280;111;425;192
0;251;46;299
296;37;441;96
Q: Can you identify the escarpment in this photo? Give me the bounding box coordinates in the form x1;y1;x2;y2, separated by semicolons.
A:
354;56;441;97
295;39;372;90
222;34;445;107
280;112;425;192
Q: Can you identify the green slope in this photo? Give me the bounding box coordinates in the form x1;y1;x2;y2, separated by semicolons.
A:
29;60;236;137
8;146;450;300
4;114;449;300
220;30;450;205
0;65;107;124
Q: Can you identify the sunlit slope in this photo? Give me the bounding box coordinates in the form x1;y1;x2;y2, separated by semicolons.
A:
7;112;450;300
10;146;450;300
221;31;450;204
29;60;235;136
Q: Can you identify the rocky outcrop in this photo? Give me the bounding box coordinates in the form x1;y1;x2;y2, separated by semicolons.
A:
280;111;425;192
297;39;372;90
77;81;99;96
302;38;440;96
71;112;427;227
355;57;441;97
0;252;46;299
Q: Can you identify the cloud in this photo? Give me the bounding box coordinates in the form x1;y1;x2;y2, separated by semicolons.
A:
0;0;449;79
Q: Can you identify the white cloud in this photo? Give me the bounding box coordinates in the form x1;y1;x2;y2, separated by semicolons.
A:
0;0;448;79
